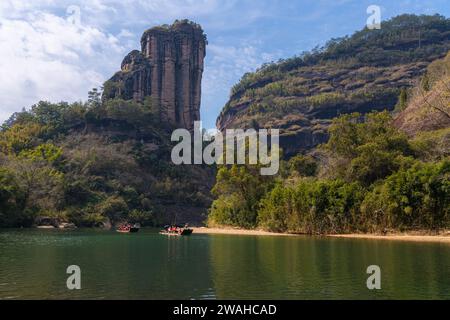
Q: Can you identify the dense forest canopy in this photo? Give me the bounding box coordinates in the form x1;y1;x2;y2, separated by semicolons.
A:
209;111;449;233
0;95;214;227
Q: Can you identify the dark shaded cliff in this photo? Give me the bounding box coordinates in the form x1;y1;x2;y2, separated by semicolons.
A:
103;20;207;131
216;14;450;156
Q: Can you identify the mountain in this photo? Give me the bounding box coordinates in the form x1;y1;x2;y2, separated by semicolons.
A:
0;21;213;228
103;20;207;131
394;51;450;135
216;14;450;156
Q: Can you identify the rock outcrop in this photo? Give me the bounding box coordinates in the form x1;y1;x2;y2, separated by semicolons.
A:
216;14;450;157
103;20;207;131
394;52;450;136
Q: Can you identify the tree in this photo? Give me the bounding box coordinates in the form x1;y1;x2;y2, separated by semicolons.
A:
361;160;450;230
289;155;318;177
88;88;102;108
395;88;408;111
0;123;44;155
209;165;275;228
324;111;413;185
421;73;431;91
0;168;25;226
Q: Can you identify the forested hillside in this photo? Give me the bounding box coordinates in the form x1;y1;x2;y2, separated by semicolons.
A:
217;14;450;156
0;94;214;227
394;51;450;134
209;15;450;234
209;109;449;234
1;15;449;232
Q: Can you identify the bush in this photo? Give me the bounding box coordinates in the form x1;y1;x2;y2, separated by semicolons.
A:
96;196;129;223
361;160;450;231
289;155;318;177
258;179;365;234
128;209;153;226
208;165;275;228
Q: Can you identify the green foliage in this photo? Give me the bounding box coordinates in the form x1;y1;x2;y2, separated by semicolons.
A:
0;123;45;155
325;111;413;185
104;99;151;125
220;14;450;146
258;180;365;234
410;127;450;161
395;88;408;111
88;88;102;108
288;155;318;177
19;143;63;164
128;209;153;224
0;168;25;226
0;97;213;228
361;160;450;231
421;72;431;91
208;165;275;228
96;196;129;223
209;110;449;234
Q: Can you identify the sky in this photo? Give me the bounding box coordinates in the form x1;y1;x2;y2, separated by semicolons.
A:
0;0;449;129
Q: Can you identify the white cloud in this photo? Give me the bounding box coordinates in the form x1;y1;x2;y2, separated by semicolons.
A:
0;0;280;126
0;7;126;122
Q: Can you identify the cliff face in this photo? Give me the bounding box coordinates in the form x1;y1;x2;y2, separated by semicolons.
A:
394;52;450;136
216;15;450;156
103;21;207;131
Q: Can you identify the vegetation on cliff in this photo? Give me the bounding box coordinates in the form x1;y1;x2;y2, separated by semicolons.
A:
209;16;450;234
394;51;450;134
1;16;449;233
208;111;449;234
103;19;206;131
217;14;450;156
0;94;214;228
0;20;212;228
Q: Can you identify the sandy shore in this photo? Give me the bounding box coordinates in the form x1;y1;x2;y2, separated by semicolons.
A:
192;227;296;237
328;233;450;243
192;227;450;243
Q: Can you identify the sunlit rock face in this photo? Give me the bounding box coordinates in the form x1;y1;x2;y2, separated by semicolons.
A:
103;20;207;131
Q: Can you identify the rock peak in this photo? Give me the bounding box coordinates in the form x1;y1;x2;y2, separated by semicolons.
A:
103;20;207;131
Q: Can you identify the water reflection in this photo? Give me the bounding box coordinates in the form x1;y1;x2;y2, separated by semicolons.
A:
0;229;449;299
208;235;450;299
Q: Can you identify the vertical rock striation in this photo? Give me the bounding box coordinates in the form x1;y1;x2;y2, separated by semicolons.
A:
103;20;207;130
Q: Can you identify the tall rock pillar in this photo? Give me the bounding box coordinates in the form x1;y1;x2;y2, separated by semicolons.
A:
103;20;207;131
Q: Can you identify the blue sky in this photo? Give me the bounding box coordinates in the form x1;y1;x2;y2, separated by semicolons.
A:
0;0;449;129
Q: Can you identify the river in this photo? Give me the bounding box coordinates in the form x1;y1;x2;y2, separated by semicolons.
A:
0;228;448;299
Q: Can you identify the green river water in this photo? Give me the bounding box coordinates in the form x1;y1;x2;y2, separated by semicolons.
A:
0;228;448;299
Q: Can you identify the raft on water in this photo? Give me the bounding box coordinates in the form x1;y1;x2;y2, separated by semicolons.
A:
116;223;140;233
160;225;193;236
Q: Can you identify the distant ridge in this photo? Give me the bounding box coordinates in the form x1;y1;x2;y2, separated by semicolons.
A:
217;14;450;156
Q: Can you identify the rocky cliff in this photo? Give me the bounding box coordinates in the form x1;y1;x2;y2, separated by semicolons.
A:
394;51;450;136
217;14;450;156
103;20;207;131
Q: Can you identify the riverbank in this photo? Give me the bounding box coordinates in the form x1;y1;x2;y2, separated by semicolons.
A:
192;227;296;237
192;227;450;243
328;233;450;243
